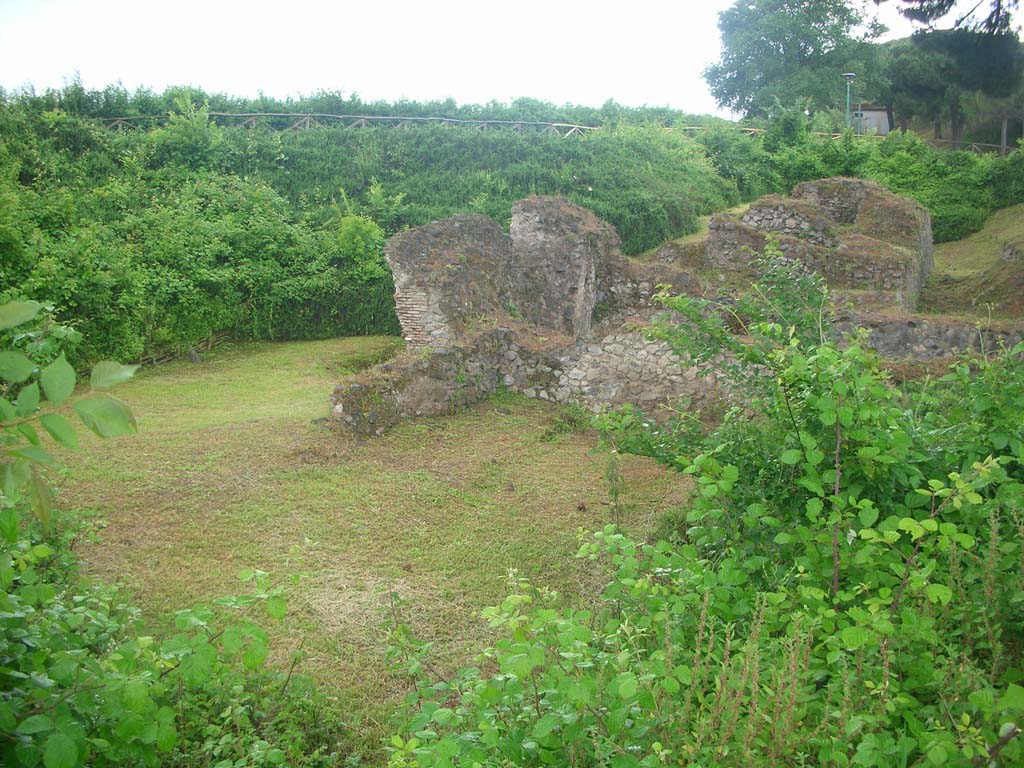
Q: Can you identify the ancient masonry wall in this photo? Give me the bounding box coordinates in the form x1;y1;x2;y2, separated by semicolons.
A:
331;327;718;436
390;282;440;347
836;313;1024;361
332;184;1022;435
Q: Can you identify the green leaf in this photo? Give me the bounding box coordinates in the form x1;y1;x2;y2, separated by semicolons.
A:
925;584;952;606
998;683;1024;713
40;355;76;406
837;406;854;427
90;361;139;390
16;714;54;735
0;351;35;384
17;422;40;446
40;414;78;450
840;625;869;650
781;449;803;465
15;382;40;417
898;518;926;541
266;749;286;765
858;506;879;528
156;722;177;752
0;300;41;331
806;497;824;520
29;469;53;531
991;432;1011;450
533;713;560;738
75;395;137;438
8;444;56;467
0;508;19;543
926;743;947;766
266;595;287;620
968;689;995;709
123;679;151;714
2;459;30;499
43;732;77;768
616;672;639;699
242;638;269;670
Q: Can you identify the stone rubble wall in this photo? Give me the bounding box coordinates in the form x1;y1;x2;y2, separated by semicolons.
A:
384;198;625;348
331;326;718;436
704;178;933;310
836;312;1024;360
384;214;514;347
334;183;1022;435
507;198;627;337
791;177;872;223
740;198;838;247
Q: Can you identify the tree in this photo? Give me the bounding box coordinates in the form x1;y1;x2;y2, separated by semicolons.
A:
875;0;1018;32
882;28;1024;143
704;0;886;118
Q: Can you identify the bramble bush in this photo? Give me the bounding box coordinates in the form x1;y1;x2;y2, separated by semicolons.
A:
0;300;344;767
387;248;1024;767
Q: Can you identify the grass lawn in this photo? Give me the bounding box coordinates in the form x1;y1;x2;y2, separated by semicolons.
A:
60;336;689;758
918;203;1024;319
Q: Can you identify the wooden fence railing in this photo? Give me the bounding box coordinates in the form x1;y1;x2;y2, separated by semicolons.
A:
100;112;1019;154
102;112;599;138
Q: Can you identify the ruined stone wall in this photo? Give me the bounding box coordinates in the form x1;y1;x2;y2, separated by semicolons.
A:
835;313;1024;360
331;326;719;435
385;215;514;347
508;197;626;337
335;184;1021;436
740;198;838;247
791;177;873;223
384;198;625;348
703;178;933;310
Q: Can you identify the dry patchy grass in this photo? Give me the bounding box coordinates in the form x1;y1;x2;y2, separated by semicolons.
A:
60;336;689;755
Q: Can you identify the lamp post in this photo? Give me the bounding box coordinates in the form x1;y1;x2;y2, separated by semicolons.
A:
842;72;856;130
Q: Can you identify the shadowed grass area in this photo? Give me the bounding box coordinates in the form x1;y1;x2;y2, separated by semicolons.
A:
60;336;689;759
918;203;1024;319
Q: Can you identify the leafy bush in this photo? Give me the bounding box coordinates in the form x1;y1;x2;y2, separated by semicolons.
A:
864;131;996;242
388;252;1024;767
990;140;1024;209
0;301;345;766
691;125;779;201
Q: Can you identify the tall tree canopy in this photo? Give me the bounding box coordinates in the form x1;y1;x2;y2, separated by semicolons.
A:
704;0;886;118
875;0;1018;32
881;28;1023;142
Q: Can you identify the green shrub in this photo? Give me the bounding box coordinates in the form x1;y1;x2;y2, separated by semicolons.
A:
864;131;996;242
991;141;1024;209
388;252;1024;767
0;301;345;766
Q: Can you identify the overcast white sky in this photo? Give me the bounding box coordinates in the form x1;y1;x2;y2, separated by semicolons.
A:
0;1;933;117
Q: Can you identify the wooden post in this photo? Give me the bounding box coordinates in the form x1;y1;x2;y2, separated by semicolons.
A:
1002;118;1009;156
